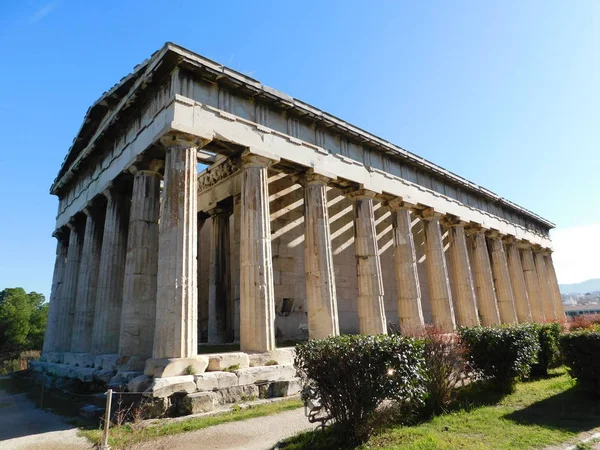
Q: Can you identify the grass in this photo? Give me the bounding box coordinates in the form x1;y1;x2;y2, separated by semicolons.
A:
281;368;600;450
79;398;303;448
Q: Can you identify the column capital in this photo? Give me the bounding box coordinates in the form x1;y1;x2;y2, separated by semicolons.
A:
385;197;416;212
128;158;164;176
160;132;209;150
346;188;378;201
441;214;468;227
516;240;533;250
485;229;504;239
302;168;336;186
207;206;231;217
464;223;486;236
502;235;517;244
241;148;280;167
417;207;444;220
101;179;132;200
52;227;69;242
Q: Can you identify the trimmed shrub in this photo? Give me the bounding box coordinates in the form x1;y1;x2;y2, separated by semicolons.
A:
561;330;600;396
295;334;426;445
459;325;540;393
530;322;563;378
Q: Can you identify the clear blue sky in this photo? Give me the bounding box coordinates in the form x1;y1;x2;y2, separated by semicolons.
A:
0;1;598;297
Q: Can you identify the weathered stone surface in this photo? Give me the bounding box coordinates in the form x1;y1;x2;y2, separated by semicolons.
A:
213;385;259;404
521;247;545;322
206;352;249;371
145;356;209;378
179;392;217;415
235;364;296;385
93;369;117;384
43;235;68;354
109;371;143;388
469;230;501;326
247;348;295;367
195;372;238;391
63;352;95;368
127;374;153;393
117;355;147;372
146;375;197;398
94;354;119;371
534;251;557;321
72;367;95;382
505;241;532;323
208;208;231;344
489;237;518;324
269;378;302;397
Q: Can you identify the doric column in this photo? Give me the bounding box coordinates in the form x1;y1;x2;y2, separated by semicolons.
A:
520;245;545;322
56;218;84;352
349;190;387;335
153;141;198;358
388;200;424;332
92;184;131;355
197;213;208;343
208;206;232;344
240;152;277;352
489;234;518;324
42;229;69;353
534;249;557;321
445;220;479;327
119;166;161;363
231;195;241;342
544;252;565;320
421;210;456;332
71;203;106;353
504;239;532;322
303;171;339;339
467;229;500;326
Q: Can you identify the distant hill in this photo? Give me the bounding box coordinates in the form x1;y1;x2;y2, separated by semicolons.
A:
559;279;600;295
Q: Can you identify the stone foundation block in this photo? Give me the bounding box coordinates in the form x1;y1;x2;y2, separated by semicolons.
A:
145;375;197;398
29;361;47;372
144;356;209;378
63;353;95;368
213;384;259;404
41;352;64;364
128;375;153;393
194;372;239;391
248;348;296;367
145;397;171;417
269;377;302;397
93;369;116;384
109;371;143;388
117;355;147;372
72;367;96;382
179;392;217;415
206;352;250;371
235;364;296;385
94;354;119;371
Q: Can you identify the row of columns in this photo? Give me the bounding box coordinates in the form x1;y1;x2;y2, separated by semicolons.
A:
45;143;565;362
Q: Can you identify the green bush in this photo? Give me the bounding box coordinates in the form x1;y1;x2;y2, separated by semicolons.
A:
561;330;600;396
530;322;563;378
295;334;426;445
459;325;540;393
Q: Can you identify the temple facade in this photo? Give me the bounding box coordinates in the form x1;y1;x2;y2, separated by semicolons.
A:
41;43;564;378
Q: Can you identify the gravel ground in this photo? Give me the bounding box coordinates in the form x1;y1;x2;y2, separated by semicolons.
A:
0;385;92;450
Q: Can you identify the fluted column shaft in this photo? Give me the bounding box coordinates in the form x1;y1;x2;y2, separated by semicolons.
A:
545;253;565;320
521;247;545;322
534;251;557;321
119;169;161;360
447;224;479;327
304;174;339;339
92;187;131;355
489;237;518;324
423;216;456;332
240;154;276;352
353;194;387;334
71;206;105;352
153;144;198;358
208;208;231;344
505;242;532;322
469;231;500;326
43;233;68;353
56;221;84;352
391;206;424;332
231;196;241;342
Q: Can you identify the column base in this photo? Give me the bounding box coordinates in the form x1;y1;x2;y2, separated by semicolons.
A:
145;356;209;378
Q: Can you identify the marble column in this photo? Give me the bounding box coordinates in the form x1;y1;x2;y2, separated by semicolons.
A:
231;195;241;342
351;191;387;335
389;202;424;332
153;142;198;359
304;171;339;339
240;153;276;352
422;213;456;332
544;252;566;320
91;185;131;355
42;230;69;353
468;230;500;326
56;218;84;352
119;168;161;363
489;236;518;324
505;240;532;322
446;222;479;327
520;246;545;322
208;207;231;344
197;214;208;343
534;250;557;321
71;204;105;353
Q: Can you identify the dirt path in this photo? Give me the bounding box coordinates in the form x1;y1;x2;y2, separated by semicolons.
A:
0;384;92;450
132;407;314;450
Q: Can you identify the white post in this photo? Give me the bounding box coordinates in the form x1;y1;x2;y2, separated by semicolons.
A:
100;388;113;450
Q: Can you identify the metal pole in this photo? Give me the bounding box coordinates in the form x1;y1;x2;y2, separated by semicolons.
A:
100;389;113;450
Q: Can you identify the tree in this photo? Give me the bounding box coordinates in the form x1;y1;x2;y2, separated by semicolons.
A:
0;288;47;351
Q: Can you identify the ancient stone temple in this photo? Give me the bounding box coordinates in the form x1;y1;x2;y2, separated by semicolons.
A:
37;43;564;408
